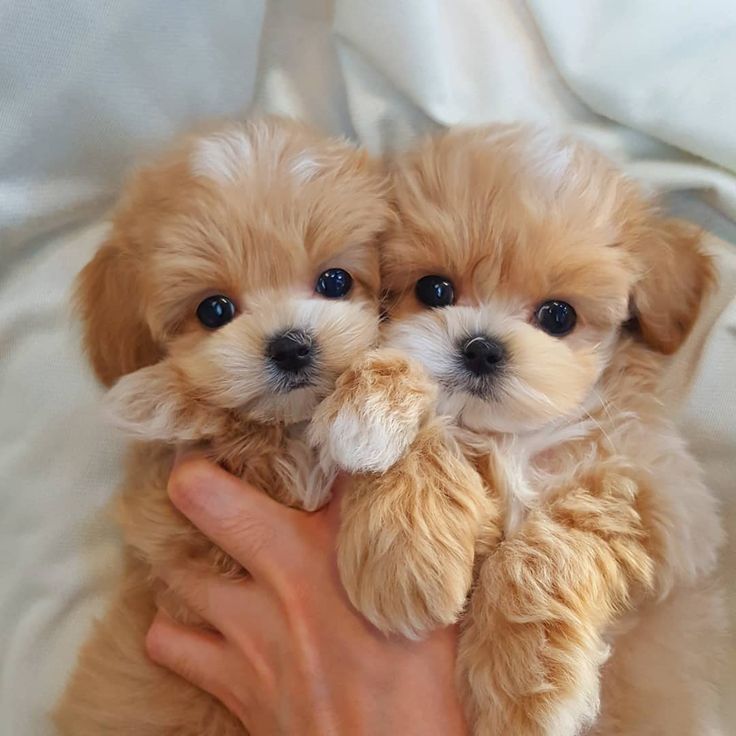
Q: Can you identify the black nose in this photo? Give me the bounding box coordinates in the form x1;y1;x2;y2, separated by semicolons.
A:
267;331;313;373
461;336;506;376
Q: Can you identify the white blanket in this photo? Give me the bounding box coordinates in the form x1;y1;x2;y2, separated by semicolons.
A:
1;2;734;733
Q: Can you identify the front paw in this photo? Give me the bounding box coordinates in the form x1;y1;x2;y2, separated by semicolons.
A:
309;349;436;474
339;519;473;638
336;424;488;637
460;531;607;736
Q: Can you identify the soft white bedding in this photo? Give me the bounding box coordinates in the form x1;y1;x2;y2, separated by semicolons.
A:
0;2;734;734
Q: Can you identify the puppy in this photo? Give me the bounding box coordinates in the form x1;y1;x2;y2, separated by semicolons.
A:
314;125;726;735
55;118;391;736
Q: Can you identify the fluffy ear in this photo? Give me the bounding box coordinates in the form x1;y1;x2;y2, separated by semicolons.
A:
629;218;715;354
106;362;224;442
74;230;161;386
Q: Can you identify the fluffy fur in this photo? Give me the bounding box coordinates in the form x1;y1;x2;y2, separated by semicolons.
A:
55;118;392;735
314;125;726;735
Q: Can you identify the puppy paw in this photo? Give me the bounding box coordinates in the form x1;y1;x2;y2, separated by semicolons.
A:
340;526;473;638
324;405;415;473
336;422;488;637
460;528;608;736
310;349;436;474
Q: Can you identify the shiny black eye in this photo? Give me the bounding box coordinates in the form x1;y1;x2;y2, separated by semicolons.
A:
416;275;455;308
536;300;577;336
316;268;353;298
196;295;236;329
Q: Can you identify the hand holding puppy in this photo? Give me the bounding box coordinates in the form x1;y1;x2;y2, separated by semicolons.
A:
147;458;469;736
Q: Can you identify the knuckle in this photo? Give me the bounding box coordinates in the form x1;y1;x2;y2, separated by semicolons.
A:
150;635;199;686
216;513;275;560
272;547;316;610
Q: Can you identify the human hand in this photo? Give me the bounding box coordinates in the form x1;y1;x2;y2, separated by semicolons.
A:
145;458;468;736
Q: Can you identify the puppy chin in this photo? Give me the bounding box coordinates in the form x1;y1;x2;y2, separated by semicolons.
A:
438;387;583;435
438;392;531;434
245;386;322;425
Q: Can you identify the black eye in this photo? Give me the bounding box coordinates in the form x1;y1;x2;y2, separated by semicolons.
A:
196;295;236;329
536;300;577;336
416;275;455;308
316;268;353;298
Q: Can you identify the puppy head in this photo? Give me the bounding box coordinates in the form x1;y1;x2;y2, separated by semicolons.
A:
383;125;713;434
76;118;389;440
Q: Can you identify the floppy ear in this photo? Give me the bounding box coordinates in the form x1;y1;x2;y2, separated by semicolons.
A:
106;362;226;442
629;218;715;354
74;230;161;386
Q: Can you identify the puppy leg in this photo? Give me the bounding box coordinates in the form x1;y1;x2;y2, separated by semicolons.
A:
338;420;497;637
55;562;244;736
309;349;437;474
460;470;656;736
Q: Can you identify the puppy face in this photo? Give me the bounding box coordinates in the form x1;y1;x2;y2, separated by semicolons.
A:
383;126;712;434
76;118;389;439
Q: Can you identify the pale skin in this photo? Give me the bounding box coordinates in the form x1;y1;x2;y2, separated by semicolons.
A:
145;456;468;736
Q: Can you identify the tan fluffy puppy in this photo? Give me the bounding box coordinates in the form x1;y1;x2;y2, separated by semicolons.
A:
55;118;392;735
313;125;725;735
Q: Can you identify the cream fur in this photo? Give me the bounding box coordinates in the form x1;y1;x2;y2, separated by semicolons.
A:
289;152;323;183
328;408;407;473
191;129;254;183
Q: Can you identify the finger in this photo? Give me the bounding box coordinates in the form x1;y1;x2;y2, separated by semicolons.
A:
168;457;293;579
156;565;250;636
145;611;231;698
146;611;255;726
157;564;275;653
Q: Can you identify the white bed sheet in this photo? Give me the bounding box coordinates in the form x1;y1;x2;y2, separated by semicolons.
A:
1;2;734;733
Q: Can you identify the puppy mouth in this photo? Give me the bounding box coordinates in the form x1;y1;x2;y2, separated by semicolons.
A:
273;372;317;392
442;372;502;401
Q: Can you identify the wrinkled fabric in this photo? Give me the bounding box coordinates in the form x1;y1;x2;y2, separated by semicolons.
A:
0;2;734;733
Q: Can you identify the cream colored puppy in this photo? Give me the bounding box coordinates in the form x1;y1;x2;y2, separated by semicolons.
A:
313;125;725;736
56;117;393;735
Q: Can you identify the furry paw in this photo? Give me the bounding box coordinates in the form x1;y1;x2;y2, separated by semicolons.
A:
336;422;489;637
310;349;436;474
459;525;608;736
317;404;413;474
339;521;473;638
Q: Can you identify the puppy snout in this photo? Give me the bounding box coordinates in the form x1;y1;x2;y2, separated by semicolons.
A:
267;330;314;373
461;335;506;376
